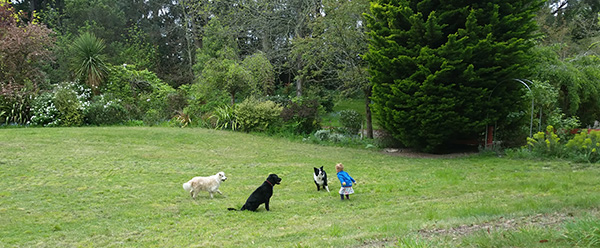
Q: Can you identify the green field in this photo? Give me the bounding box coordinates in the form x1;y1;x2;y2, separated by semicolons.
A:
1;127;599;247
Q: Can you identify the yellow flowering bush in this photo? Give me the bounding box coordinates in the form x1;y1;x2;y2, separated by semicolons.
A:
565;130;600;163
527;125;561;156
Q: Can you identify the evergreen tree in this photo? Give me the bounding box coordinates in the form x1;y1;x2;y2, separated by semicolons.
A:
364;0;543;152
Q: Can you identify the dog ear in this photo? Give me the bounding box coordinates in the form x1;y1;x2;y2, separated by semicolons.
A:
314;167;319;173
320;166;324;170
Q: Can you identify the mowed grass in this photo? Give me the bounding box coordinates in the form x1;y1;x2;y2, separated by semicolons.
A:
1;127;600;247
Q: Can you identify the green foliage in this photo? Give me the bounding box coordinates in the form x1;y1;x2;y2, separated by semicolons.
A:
194;18;239;75
209;104;238;130
84;95;128;126
70;32;108;94
104;64;175;122
179;83;229;125
53;83;84;126
339;109;362;135
0;1;54;125
169;111;192;128
364;0;544;152
526;125;563;157
116;24;158;70
234;97;283;132
314;129;331;141
513;125;600;163
280;97;323;134
30;92;59;127
531;46;600;126
242;51;275;96
0;86;32;125
565;130;600;163
201;56;251;106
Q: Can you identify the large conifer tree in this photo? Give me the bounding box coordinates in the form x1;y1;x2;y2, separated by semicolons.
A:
364;0;543;152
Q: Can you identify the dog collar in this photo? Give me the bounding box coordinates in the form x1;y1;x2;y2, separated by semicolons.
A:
265;180;273;186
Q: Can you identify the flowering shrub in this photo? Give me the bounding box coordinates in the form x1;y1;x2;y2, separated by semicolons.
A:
30;82;91;127
30;92;60;126
512;125;600;163
565;130;600;163
526;125;562;156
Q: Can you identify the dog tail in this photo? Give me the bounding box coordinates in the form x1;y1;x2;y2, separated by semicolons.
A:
183;182;192;192
227;207;238;211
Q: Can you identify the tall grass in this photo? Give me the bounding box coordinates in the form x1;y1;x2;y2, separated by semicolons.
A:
1;127;599;247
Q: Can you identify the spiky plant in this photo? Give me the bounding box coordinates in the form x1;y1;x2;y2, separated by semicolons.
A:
70;32;107;95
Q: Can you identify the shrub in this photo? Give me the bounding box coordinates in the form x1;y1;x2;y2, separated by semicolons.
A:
565;130;600;163
328;133;347;143
103;64;175;124
180;83;229;124
1;86;33;125
209;104;238;130
30;92;60;127
314;129;331;141
52;82;91;126
102;64;156;105
265;95;291;108
526;125;562;157
170;111;192;128
84;95;128;125
280;97;322;134
339;109;362;134
235;97;283;132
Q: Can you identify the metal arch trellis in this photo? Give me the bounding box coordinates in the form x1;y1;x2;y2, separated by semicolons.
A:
485;78;538;149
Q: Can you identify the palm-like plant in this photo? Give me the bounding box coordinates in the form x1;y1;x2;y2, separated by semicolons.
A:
70;32;107;95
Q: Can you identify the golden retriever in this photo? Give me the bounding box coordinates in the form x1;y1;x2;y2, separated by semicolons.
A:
182;171;227;199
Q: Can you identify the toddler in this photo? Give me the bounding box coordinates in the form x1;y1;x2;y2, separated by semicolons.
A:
335;163;356;200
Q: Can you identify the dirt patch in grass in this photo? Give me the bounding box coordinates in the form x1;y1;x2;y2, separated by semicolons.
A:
381;148;476;159
418;211;588;239
360;210;599;247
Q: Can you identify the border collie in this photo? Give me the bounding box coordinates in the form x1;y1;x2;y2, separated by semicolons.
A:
313;166;329;192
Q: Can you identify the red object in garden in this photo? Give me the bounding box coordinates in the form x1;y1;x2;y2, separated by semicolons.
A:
569;129;600;134
486;126;494;147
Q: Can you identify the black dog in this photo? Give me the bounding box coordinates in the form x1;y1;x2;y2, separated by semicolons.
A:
228;174;282;211
313;166;329;192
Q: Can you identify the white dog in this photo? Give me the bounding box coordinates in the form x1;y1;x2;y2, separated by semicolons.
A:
182;171;227;199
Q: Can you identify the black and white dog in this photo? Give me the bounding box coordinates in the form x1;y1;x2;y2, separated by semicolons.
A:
313;166;329;192
228;174;282;211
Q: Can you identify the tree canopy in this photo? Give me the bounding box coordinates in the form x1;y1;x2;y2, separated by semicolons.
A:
364;0;544;152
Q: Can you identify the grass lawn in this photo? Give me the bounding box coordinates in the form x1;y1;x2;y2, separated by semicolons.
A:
323;98;378;129
1;127;600;247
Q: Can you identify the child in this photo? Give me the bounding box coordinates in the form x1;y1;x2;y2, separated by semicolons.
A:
335;163;356;200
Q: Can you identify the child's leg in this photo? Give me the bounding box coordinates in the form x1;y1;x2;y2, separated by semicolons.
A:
345;194;349;199
340;194;344;200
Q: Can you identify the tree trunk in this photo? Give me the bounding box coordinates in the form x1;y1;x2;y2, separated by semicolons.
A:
296;75;303;97
364;86;373;139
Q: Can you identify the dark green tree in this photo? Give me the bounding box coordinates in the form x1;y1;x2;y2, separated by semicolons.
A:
364;0;544;152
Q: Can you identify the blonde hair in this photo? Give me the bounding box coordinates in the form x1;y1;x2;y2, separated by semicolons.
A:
335;163;344;173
